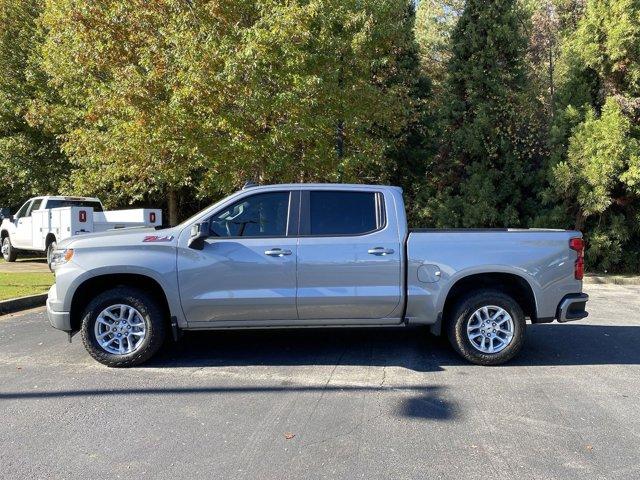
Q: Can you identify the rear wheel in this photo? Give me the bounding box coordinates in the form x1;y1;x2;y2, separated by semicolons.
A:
1;236;17;262
447;289;526;366
80;287;166;367
46;240;57;271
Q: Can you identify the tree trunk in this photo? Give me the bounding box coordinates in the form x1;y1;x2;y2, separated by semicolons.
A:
168;187;178;226
574;208;585;231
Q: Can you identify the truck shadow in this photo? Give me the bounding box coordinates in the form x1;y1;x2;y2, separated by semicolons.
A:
149;327;457;373
147;323;640;370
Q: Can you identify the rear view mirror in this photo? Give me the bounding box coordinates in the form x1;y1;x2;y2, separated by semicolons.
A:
188;220;210;250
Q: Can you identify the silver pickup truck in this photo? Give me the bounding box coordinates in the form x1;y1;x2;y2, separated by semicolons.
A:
46;184;588;367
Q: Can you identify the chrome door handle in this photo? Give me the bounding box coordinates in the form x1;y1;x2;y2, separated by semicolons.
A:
368;247;395;256
265;248;292;257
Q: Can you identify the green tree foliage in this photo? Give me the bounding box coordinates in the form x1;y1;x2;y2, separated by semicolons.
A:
0;0;66;208
414;0;463;93
34;0;418;224
421;0;545;228
1;0;639;272
547;0;640;271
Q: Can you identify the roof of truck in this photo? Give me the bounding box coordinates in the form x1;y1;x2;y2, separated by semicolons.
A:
242;183;402;191
31;196;102;202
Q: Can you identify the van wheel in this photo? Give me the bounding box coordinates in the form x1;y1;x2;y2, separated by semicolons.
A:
80;287;166;367
46;241;57;270
447;289;526;366
2;236;17;262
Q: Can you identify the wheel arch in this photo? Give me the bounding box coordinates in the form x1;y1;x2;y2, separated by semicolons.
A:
69;273;171;332
433;271;539;335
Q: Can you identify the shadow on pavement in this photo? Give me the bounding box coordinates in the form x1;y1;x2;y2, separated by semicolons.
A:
512;323;640;366
148;327;460;372
2;323;638;423
145;323;640;369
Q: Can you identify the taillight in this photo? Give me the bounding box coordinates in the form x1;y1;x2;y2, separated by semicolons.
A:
79;210;87;223
569;237;584;280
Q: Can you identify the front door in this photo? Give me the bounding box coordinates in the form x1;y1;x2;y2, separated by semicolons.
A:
296;189;402;322
13;200;34;248
178;190;299;324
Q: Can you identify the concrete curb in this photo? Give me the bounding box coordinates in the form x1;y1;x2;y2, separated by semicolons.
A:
584;275;640;285
0;293;47;315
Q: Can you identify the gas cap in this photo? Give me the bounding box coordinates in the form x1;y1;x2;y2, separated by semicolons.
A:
417;264;442;283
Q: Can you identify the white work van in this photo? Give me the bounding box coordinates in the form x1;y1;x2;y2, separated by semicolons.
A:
0;196;161;267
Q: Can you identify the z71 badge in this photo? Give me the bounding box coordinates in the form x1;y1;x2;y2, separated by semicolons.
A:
142;235;174;242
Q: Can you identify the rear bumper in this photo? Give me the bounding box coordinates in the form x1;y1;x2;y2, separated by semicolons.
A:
46;284;71;332
557;293;589;323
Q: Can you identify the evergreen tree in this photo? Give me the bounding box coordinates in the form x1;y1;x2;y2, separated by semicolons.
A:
422;0;544;228
548;0;640;271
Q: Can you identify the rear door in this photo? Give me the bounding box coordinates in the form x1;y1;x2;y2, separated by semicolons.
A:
296;189;402;322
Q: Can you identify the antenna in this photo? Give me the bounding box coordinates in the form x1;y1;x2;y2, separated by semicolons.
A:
242;180;259;189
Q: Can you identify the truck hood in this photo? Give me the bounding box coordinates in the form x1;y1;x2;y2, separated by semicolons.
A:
58;227;179;249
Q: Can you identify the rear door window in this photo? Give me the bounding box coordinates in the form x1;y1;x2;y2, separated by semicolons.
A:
27;199;43;216
45;199;104;212
308;191;382;236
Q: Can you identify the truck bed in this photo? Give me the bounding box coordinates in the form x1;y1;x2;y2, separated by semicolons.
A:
404;228;582;326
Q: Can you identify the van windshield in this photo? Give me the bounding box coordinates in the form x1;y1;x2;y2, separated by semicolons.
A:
45;199;104;212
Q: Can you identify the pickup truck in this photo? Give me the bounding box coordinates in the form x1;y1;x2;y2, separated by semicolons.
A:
46;184;589;367
0;196;162;268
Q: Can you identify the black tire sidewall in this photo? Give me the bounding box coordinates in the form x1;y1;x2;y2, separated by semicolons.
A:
448;290;526;366
46;241;56;269
3;236;17;262
80;287;166;367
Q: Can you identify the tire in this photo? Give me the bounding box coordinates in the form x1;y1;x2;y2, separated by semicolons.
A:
447;289;526;366
80;287;167;367
2;236;17;262
46;240;57;271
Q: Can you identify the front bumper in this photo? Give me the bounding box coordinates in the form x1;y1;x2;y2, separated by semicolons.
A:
46;284;71;331
557;293;589;323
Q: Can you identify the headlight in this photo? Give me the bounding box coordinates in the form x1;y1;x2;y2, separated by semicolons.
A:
50;248;74;269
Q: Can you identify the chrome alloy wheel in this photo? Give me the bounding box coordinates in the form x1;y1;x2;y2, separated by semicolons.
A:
1;238;9;258
466;305;514;354
94;304;146;355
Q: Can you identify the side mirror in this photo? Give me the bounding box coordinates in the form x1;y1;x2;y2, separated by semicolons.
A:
188;220;210;250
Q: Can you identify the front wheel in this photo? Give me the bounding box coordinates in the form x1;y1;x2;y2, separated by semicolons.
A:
447;289;526;366
80;287;166;367
1;236;17;262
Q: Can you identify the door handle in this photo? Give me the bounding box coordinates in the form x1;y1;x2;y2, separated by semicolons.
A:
265;248;292;257
368;247;395;256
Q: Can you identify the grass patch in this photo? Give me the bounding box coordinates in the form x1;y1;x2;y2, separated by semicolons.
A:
0;272;54;301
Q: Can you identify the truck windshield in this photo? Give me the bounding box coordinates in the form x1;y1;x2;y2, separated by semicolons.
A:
46;199;104;212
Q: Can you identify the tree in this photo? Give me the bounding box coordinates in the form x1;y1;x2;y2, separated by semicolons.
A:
0;0;66;208
34;0;418;224
547;0;640;271
414;0;464;94
420;0;544;228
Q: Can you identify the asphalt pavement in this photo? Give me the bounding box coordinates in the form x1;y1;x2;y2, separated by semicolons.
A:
1;283;639;480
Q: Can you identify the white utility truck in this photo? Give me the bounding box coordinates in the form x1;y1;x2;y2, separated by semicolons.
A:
0;196;162;268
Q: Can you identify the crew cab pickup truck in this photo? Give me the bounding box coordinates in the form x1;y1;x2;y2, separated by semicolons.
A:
46;184;588;367
1;196;162;268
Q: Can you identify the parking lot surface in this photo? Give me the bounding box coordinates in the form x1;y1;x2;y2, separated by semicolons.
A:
1;283;639;480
